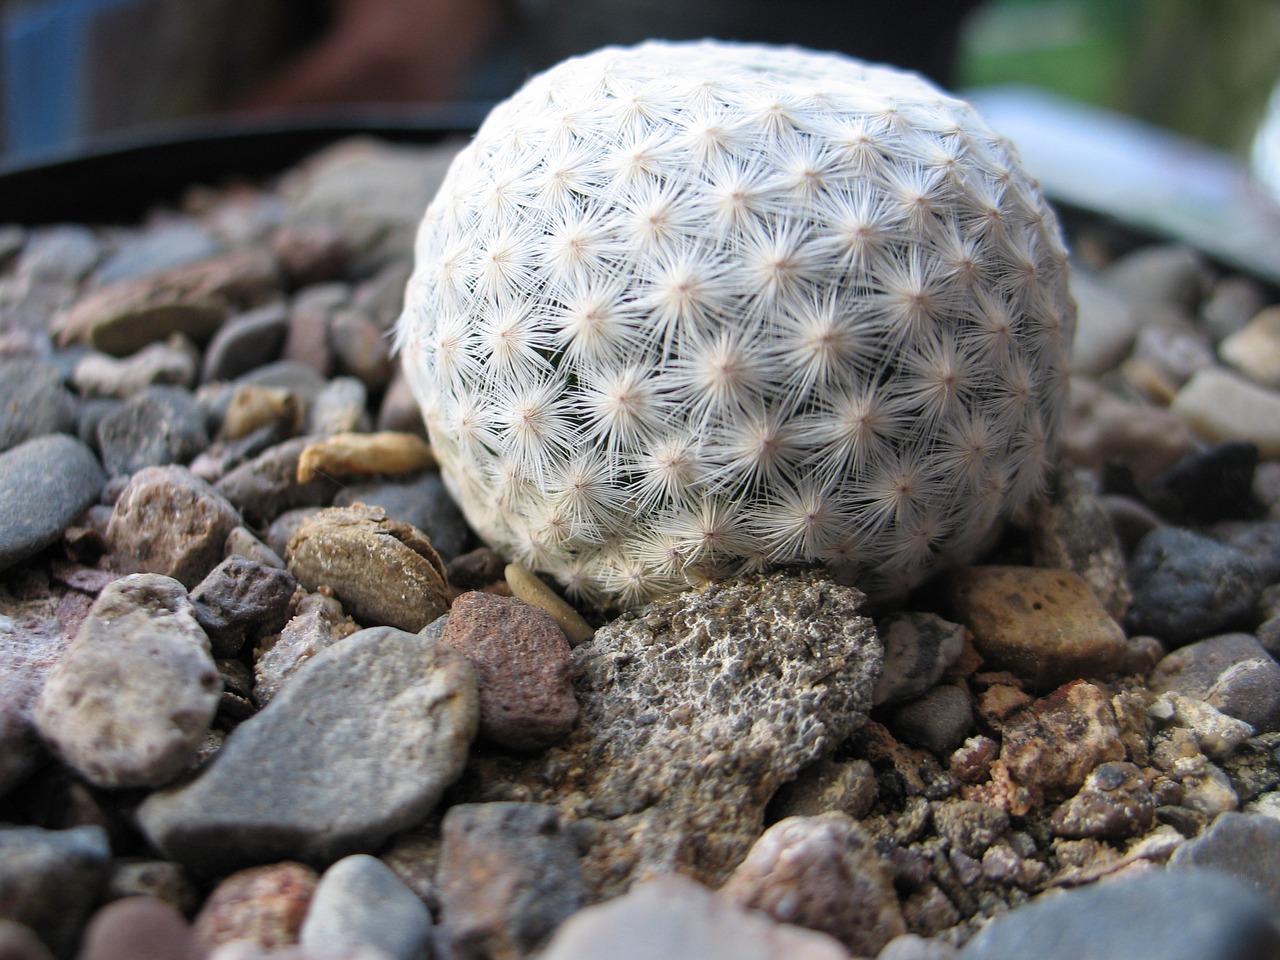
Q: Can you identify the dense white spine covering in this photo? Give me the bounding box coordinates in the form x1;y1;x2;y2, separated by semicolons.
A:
396;41;1075;608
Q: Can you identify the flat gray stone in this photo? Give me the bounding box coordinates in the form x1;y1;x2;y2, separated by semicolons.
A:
137;626;478;875
300;854;433;960
0;434;105;573
1170;812;1280;910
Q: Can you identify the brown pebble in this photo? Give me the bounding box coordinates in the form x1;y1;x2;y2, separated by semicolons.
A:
78;896;203;960
503;563;593;646
295;431;434;484
999;680;1126;798
193;862;317;951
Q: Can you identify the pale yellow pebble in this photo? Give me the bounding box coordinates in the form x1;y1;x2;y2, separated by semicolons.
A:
504;563;594;646
296;431;435;483
1170;366;1280;458
1219;305;1280;388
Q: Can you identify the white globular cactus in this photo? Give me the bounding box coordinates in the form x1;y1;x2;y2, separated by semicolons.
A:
396;40;1075;609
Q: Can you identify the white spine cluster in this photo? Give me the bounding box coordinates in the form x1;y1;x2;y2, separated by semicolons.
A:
396;41;1075;608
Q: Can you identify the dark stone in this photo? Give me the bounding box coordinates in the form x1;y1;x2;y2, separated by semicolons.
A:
200;302;289;384
891;685;973;755
1169;812;1280;910
0;825;111;958
96;386;208;476
1143;441;1261;524
190;556;298;657
0;434;105;573
1151;633;1280;733
333;471;472;561
215;437;342;528
0;358;77;453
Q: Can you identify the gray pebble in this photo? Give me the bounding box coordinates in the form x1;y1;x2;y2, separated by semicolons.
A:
137;626;478;876
330;309;393;391
235;359;327;409
1170;812;1280;910
224;525;286;569
931;800;1009;859
300;854;432;960
33;574;222;788
1208;521;1280;585
873;611;966;707
0;358;77;453
201;302;289;383
1127;527;1262;647
76;397;122;453
892;685;973;755
306;375;369;436
72;338;199;399
878;934;959;960
333;471;471;561
265;506;324;559
0;824;110;958
93;220;222;285
215;437;341;528
254;591;358;707
0;434;105;573
16;225;100;283
957;867;1280;960
1106;243;1213;314
189;556;297;657
107;464;242;588
1151;633;1280;732
96;385;209;476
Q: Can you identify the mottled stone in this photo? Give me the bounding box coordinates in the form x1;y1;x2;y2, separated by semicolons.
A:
892;685;973;755
459;573;881;898
720;813;904;956
539;875;851;960
438;803;587;960
215;437;342;528
1172;366;1280;458
190;556;297;657
944;566;1130;691
0;358;77;453
253;591;358;707
332;471;470;562
999;681;1125;798
286;504;449;632
1151;633;1280;732
107;465;242;588
1148;692;1255;760
33;574;221;788
1049;761;1156;840
1063;378;1194;487
873;611;966;707
216;385;301;443
201;302;289;383
137;627;478;875
956;868;1280;960
73;338;199;399
193;862;318;950
300;855;431;960
77;896;201;960
96;386;209;476
440;592;577;751
0;434;105;573
1127;318;1216;392
0;825;110;958
1126;528;1261;647
770;758;878;822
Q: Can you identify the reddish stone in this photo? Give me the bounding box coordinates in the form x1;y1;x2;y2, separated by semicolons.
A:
193;863;317;951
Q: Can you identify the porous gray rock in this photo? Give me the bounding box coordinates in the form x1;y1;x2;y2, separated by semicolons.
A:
136;626;479;875
33;574;222;788
0;824;111;958
300;855;432;960
459;573;881;897
107;465;242;588
0;434;105;573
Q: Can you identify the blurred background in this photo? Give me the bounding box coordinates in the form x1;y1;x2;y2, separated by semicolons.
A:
2;0;1280;203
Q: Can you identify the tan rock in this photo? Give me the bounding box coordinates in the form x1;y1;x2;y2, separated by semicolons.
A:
1219;305;1280;388
999;680;1126;797
194;862;317;950
1171;366;1280;458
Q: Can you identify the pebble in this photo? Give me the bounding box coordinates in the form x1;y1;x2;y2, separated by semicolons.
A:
1067;269;1138;375
226;525;286;569
77;896;201;960
253;591;358;707
306;376;368;436
73;337;200;399
137;626;478;875
215;437;341;528
107;465;243;588
437;802;587;959
931;799;1009;858
719;813;905;956
1126;527;1262;646
0;824;111;958
1201;276;1268;343
104;858;200;914
1048;760;1156;840
1127;318;1217;392
440;592;577;751
943;566;1130;691
872;611;967;707
1169;811;1280;909
0;434;105;573
189;556;297;658
0;592;67;794
502;563;595;646
282;283;346;375
286;504;450;631
1209;520;1280;584
1143;441;1261;525
33;574;221;788
234;360;327;412
201;302;289;383
329;310;393;391
193;862;318;951
892;686;974;755
878;933;959;960
460;573;881;898
538;874;851;960
1150;633;1280;732
1171;366;1280;458
997;681;1126;799
770;758;879;821
94;220;223;286
270;225;353;288
295;431;433;484
1220;305;1280;388
374;373;426;436
96;385;209;476
16;225;100;283
0;357;77;453
299;855;431;960
1148;691;1256;760
1106;243;1212;314
1062;377;1195;486
0;920;55;960
217;385;302;443
332;472;470;561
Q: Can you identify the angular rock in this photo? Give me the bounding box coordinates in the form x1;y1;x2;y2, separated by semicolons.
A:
1126;527;1261;647
137;626;478;875
193;862;317;951
440;592;577;751
719;813;905;957
1049;760;1156;840
944;566;1130;691
190;557;297;658
0;358;77;453
33;574;222;788
1169;811;1280;910
1221;305;1280;388
438;803;586;960
931;800;1009;858
998;681;1125;798
956;868;1280;960
872;611;966;707
225;526;286;569
286;504;449;632
0;434;105;573
253;591;359;707
300;855;432;960
215;437;342;528
107;465;242;589
1151;633;1280;732
539;875;851;960
1148;692;1255;760
0;824;110;958
77;896;201;960
459;573;881;897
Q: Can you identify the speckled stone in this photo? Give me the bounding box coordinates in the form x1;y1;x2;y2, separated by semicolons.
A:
458;573;882;898
931;800;1009;858
253;591;359;707
215;437;341;528
1049;761;1156;840
137;626;478;875
998;681;1125;799
0;824;111;958
190;556;297;658
719;813;905;956
193;862;318;951
769;758;878;822
1151;633;1280;732
873;611;967;707
0;434;105;573
1172;366;1280;458
892;685;974;755
96;385;209;476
